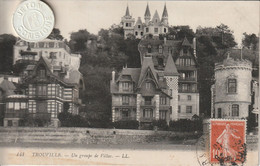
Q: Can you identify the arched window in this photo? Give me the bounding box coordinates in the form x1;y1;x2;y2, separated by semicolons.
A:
135;31;138;36
232;104;239;116
164;28;167;33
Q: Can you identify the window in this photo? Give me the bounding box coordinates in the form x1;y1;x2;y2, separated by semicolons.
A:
14;102;20;110
159;45;163;53
144;96;152;105
122;82;129;91
218;108;222;118
138;25;141;29
155;19;158;23
145;82;151;89
8;102;14;109
122;95;129;105
125;23;128;27
37;85;47;96
183;48;188;54
122;109;129;118
143;108;153;118
135;31;138;36
170;89;172;96
129;23;131;27
178;95;180;101
146;28;149;32
39;69;46;78
148;45;152;53
160;96;166;105
8;120;12;127
232;104;239;116
154;28;158;33
182;84;189;92
186;106;192;113
228;79;237;93
159;110;167;120
187;95;191;100
178;106;181;113
164;28;167;33
21;102;27;109
141;32;143;36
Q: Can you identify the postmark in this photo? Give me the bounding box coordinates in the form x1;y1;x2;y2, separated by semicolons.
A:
210;119;247;165
13;0;55;42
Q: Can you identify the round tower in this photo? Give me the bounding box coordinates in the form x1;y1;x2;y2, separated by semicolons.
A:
213;57;252;119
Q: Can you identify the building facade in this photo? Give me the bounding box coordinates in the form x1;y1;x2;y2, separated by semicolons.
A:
3;39;84;127
111;37;199;125
121;4;169;39
211;55;253;119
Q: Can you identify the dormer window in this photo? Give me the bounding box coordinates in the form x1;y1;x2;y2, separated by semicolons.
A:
183;48;188;54
37;65;46;78
138;25;141;29
122;82;130;91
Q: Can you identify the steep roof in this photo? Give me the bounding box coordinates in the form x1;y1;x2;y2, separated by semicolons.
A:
162;4;168;18
135;17;143;27
182;36;192;46
138;57;158;87
164;55;179;76
64;70;83;84
144;3;151;17
125;5;130;17
117;68;141;84
152;10;160;24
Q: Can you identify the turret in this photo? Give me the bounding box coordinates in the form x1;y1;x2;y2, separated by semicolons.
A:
144;3;151;25
161;3;168;25
121;5;135;39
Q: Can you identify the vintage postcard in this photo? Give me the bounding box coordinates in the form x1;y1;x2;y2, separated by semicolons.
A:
0;0;259;165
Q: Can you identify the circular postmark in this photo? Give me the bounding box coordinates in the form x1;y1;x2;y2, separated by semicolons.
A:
13;0;55;42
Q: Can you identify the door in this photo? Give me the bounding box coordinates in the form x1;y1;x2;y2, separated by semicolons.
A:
217;108;222;118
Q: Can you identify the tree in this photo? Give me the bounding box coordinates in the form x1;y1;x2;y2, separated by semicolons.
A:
168;25;195;41
69;29;96;52
242;33;259;51
47;28;64;40
0;34;16;73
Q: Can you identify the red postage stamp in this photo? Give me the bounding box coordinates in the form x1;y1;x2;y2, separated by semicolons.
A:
210;119;246;164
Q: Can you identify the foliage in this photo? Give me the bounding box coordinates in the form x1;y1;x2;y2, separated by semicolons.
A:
20;114;51;127
151;119;168;130
113;120;139;129
169;119;203;132
47;28;64;40
168;25;195;40
58;111;90;127
0;34;16;73
242;33;259;51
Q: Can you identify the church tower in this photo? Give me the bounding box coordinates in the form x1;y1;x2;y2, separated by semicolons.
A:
164;55;179;121
121;5;135;39
144;3;151;25
161;3;168;34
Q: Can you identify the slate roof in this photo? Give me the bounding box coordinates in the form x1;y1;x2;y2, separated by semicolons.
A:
144;3;151;17
138;57;158;87
164;55;179;76
162;4;168;18
125;5;130;16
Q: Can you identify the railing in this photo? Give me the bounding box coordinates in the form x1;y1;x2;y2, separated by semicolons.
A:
114;117;136;121
139;117;155;122
179;77;196;81
140;101;156;106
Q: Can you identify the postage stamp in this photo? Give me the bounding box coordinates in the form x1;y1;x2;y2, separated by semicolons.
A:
210;119;247;165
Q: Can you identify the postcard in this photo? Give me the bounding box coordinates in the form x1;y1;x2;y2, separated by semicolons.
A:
0;0;259;165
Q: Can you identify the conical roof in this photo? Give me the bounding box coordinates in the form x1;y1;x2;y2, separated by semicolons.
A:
125;5;130;16
152;10;160;23
162;4;168;17
182;36;191;46
164;55;179;76
144;3;151;17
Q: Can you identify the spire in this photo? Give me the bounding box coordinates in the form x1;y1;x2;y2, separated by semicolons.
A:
152;10;160;23
182;36;191;46
162;3;168;18
125;5;130;17
144;3;151;17
164;55;179;76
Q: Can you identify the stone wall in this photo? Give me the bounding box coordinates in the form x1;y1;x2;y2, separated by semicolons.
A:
0;127;197;144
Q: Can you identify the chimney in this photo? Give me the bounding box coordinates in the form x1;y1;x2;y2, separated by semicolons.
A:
112;71;115;83
164;37;167;44
193;37;196;57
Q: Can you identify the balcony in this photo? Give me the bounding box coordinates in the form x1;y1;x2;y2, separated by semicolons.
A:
114;117;136;121
179;77;196;82
140;101;156;107
140;117;155;122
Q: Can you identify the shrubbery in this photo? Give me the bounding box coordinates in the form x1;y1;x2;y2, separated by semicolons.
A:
113;120;139;129
169;119;203;132
152;120;168;130
58;111;90;127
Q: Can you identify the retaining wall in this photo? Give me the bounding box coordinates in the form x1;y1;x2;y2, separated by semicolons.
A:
0;127;198;144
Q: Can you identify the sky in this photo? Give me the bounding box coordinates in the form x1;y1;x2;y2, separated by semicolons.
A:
0;0;259;46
